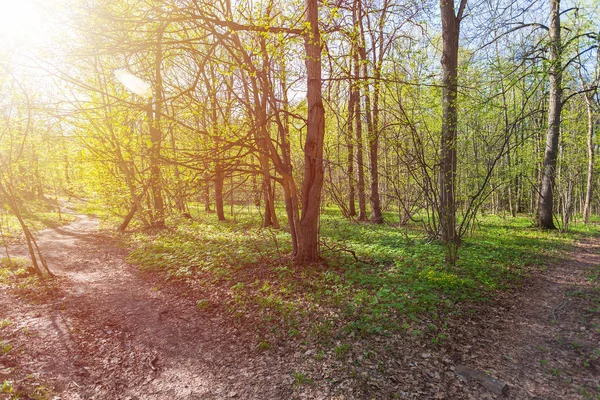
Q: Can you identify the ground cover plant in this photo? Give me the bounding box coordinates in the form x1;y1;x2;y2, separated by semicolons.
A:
126;205;595;348
0;200;74;244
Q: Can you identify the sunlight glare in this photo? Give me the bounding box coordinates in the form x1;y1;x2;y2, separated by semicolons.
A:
0;0;43;49
114;69;153;98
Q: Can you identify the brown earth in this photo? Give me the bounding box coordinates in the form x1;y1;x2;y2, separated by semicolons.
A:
0;210;599;399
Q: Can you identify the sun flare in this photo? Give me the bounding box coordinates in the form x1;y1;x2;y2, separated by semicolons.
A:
0;0;43;49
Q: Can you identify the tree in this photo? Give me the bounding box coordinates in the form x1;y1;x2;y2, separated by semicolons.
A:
439;0;467;265
578;35;600;224
538;0;563;229
295;0;326;264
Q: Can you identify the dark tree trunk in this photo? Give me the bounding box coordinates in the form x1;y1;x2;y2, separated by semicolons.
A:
538;0;562;229
147;28;166;228
347;74;357;217
439;0;466;266
583;91;596;224
204;178;211;212
257;38;280;229
147;102;165;228
0;182;51;276
295;0;325;264
119;201;138;232
352;6;367;221
356;0;383;224
277;65;301;256
215;164;226;221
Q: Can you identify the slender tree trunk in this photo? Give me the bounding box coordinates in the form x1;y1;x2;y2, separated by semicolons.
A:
278;63;300;256
357;0;383;224
0;182;50;276
439;0;465;266
147;102;165;227
347;76;357;217
538;0;562;229
203;163;212;212
168;120;186;215
119;201;138;232
295;0;325;264
257;39;280;229
583;93;596;224
206;63;226;222
355;89;367;221
215;164;226;221
352;9;367;221
147;27;166;228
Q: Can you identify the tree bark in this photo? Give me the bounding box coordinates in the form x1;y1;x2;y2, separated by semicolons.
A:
538;0;562;229
352;5;367;221
277;63;301;256
295;0;325;264
439;0;465;266
215;164;226;221
356;0;383;224
258;37;280;228
583;95;595;224
147;27;166;228
347;73;357;217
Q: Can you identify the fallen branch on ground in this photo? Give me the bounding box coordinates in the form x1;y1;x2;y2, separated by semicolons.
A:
551;300;568;321
455;365;509;396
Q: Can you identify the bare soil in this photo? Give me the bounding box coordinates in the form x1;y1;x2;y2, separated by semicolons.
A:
0;211;599;399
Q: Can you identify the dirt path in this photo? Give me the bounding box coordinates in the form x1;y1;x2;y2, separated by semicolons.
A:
0;211;599;399
448;239;600;399
1;211;299;399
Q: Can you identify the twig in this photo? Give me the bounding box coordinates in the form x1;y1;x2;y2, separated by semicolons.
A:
320;239;360;262
551;300;568;321
455;365;509;396
149;355;158;371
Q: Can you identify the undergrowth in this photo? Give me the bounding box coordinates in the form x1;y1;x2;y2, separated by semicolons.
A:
0;198;74;243
0;258;60;301
122;205;595;345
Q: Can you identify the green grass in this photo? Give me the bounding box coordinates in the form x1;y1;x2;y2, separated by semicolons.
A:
0;258;60;300
0;198;75;241
291;371;313;386
121;205;596;343
73;196;126;228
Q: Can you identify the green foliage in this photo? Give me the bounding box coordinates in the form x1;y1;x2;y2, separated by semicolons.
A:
0;258;59;300
126;206;593;346
0;200;75;241
291;371;313;386
195;299;212;310
334;343;351;359
1;380;14;394
0;340;12;355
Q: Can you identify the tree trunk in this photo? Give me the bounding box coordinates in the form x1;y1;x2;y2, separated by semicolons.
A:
215;164;226;221
347;74;357;217
277;63;300;256
357;0;383;224
119;201;138;232
352;6;367;221
583;92;596;224
538;0;562;229
295;0;325;264
257;38;280;229
147;102;165;228
0;182;50;276
204;177;211;212
439;0;465;266
146;27;166;228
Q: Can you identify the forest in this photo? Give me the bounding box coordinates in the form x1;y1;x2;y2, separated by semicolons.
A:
1;0;600;398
